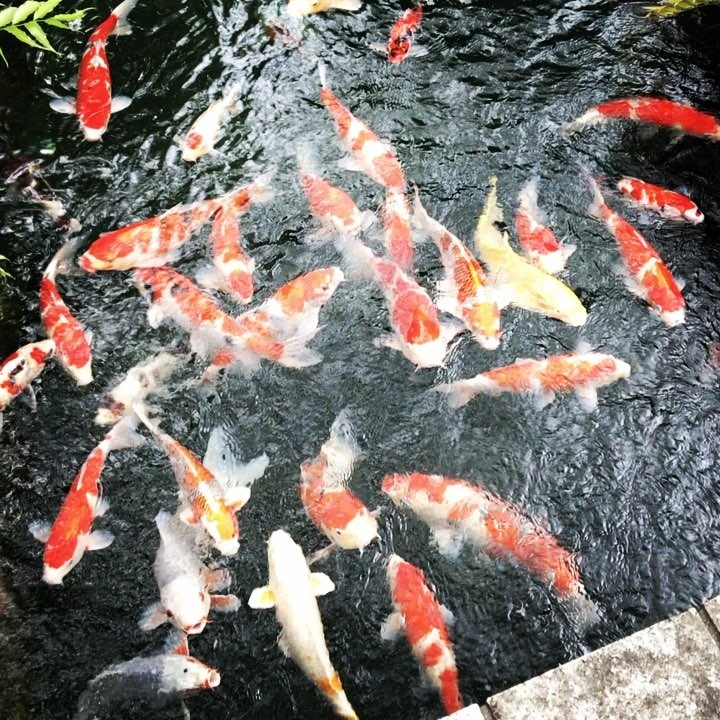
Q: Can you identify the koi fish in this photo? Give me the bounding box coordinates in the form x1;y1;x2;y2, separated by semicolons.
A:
616;176;704;223
382;188;414;270
132;404;258;556
50;0;138;141
249;530;359;720
413;189;501;350
40;238;94;386
79;195;222;272
286;0;362;17
372;5;426;64
587;175;685;326
95;351;180;426
203;267;344;378
134;265;253;360
434;350;631;410
297;145;373;239
319;62;406;191
382;472;599;626
195;171;275;305
335;236;462;368
0;339;56;427
564;96;720;140
515;176;576;275
29;416;143;584
475;176;587;326
181;85;241;162
300;412;378;561
139;510;241;635
382;554;464;716
74;633;220;720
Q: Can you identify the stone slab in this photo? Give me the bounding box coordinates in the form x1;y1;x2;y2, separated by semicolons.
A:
439;704;484;720
703;596;720;634
486;607;720;720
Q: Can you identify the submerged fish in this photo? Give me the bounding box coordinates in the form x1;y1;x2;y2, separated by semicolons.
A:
564;96;720;140
249;530;359;720
181;85;241;162
287;0;362;18
300;411;378;559
74;634;220;720
587;175;685;326
382;188;414;271
140;510;241;635
372;5;426;64
434;351;631;411
29;416;143;584
50;0;138;141
616;176;703;223
383;554;464;716
474;176;587;326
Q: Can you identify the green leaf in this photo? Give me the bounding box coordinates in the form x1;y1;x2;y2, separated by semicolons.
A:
32;0;63;20
0;7;17;28
43;17;69;28
2;23;45;49
12;1;41;24
0;46;7;66
49;9;88;22
25;19;55;50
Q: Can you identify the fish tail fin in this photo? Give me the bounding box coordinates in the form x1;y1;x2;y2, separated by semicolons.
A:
104;415;146;451
317;59;329;89
130;401;162;436
296;141;317;174
278;337;323;368
43;236;84;280
518;174;540;208
221;169;276;212
410;185;435;244
333;235;375;280
203;425;269;490
111;0;139;35
329;0;363;11
319;409;360;486
565;589;602;631
562;107;605;135
582;169;606;220
433;377;491;408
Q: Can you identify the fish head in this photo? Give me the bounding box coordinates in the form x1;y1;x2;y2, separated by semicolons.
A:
684;206;704;224
388;38;411;64
660;308;685;327
182;132;207;163
381;473;410;506
164;656;221;693
80;124;107;142
334;511;379;550
42;561;76;585
267;528;304;567
286;0;323;16
161;579;211;635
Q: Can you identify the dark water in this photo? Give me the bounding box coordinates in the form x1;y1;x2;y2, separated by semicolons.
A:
2;0;720;718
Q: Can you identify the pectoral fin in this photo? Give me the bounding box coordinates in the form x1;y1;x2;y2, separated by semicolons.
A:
431;527;464;559
139;602;169;630
86;529;114;551
49;97;76;114
210;594;241;612
309;572;335;597
380;611;404;641
337;156;363;173
110;96;132;113
440;604;455;627
29;520;51;543
224;485;251;510
575;385;598;412
248;586;275;609
277;629;291;658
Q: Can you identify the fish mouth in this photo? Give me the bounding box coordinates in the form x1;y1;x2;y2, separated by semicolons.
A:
81;126;106;142
205;669;221;688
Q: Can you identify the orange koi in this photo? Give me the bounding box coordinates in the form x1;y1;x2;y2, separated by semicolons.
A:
374;5;426;64
0;339;56;424
29;417;142;584
49;0;137;141
413;189;501;350
319;62;406;191
616;176;703;223
434;351;631;410
382;188;414;270
588;176;686;326
40;239;93;386
383;554;464;716
565;96;720;139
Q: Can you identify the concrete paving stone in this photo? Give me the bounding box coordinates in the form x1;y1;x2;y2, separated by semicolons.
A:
486;607;720;720
438;704;484;720
703;596;720;634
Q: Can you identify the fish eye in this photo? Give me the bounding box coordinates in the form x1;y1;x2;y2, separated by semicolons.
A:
167;610;174;617
334;529;343;535
183;667;188;673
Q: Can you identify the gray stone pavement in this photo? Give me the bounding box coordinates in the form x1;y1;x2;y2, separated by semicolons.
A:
441;598;720;720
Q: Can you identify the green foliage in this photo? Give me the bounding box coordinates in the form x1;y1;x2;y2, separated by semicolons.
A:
646;0;720;17
0;255;11;279
0;0;88;65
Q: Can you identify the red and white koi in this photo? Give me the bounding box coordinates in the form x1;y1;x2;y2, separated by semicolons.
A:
297;146;372;239
139;510;240;635
336;236;462;368
40;239;94;386
382;472;599;626
373;5;426;64
95;351;180;426
196;171;275;305
616;176;704;224
382;554;464;716
133;405;258;556
0;339;56;425
249;530;359;720
564;96;720;140
515;176;576;275
300;412;378;559
413;189;501;350
434;351;631;410
319;62;406;191
50;0;138;141
588;176;686;326
382;188;414;270
29;416;143;584
203;267;344;378
181;85;241;162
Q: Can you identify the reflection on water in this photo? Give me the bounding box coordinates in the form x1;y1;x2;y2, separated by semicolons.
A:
2;0;720;718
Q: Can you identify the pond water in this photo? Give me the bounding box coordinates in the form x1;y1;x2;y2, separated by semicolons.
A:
2;0;720;718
